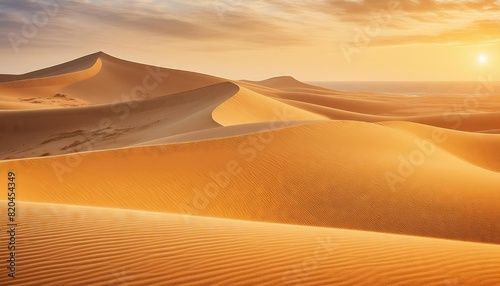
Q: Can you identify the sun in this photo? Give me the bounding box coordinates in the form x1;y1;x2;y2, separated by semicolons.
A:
478;55;487;64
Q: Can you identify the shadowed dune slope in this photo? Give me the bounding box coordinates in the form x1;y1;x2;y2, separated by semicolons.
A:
2;201;499;286
5;121;500;244
0;82;239;160
133;121;315;146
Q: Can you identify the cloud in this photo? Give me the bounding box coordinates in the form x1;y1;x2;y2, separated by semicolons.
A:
318;0;500;16
0;0;499;57
0;0;308;54
319;0;500;46
372;19;500;46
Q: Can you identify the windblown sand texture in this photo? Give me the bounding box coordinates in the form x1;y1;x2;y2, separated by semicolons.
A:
1;52;499;285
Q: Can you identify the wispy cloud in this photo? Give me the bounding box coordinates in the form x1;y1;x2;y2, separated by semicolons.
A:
1;0;499;54
0;0;308;54
0;0;499;80
373;19;500;46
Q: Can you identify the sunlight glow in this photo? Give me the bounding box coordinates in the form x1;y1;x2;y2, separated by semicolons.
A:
479;55;487;64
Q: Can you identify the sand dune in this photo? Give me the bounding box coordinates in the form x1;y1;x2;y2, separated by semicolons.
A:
5;120;500;244
0;82;239;160
2;52;500;285
278;96;500;132
0;58;102;89
3;52;500;131
2;201;499;286
60;53;225;104
0;52;102;82
0;54;103;111
0;52;224;108
242;76;333;91
212;85;326;126
239;78;500;132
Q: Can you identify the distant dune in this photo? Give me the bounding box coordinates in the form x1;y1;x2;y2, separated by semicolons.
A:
1;52;499;285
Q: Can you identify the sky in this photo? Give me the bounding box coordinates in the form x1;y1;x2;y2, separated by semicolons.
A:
0;0;499;81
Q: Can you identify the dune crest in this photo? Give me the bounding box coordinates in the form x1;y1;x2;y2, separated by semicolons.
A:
0;52;103;83
212;85;326;126
0;59;102;89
